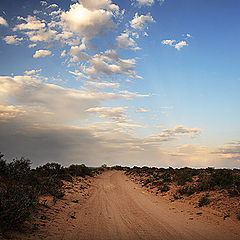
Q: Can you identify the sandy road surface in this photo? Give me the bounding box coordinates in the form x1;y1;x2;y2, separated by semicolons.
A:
61;171;239;240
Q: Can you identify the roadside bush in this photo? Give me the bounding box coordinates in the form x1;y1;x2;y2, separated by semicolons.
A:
0;152;102;234
198;194;210;207
178;185;198;196
161;172;172;183
0;183;37;232
160;184;170;193
208;169;234;188
175;168;194;186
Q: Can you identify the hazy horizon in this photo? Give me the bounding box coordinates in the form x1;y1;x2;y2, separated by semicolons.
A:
0;0;239;168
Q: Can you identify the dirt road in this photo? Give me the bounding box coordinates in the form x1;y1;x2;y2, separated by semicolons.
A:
61;171;239;240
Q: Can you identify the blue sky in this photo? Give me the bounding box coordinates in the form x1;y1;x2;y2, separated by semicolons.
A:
0;0;239;168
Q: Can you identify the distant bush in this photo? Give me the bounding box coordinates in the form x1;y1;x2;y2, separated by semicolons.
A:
68;164;93;178
175;168;195;186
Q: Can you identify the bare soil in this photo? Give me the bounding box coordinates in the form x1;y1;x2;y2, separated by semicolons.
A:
5;171;240;240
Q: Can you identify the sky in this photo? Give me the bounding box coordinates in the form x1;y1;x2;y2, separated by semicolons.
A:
0;0;240;168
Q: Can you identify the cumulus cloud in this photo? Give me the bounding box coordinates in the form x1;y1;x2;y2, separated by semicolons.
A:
26;28;57;42
116;32;140;50
61;3;115;39
14;16;45;31
79;0;119;12
83;49;141;79
0;16;8;26
130;13;155;31
3;35;23;45
162;39;189;51
33;49;52;58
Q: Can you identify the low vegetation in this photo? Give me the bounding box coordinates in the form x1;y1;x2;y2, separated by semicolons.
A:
125;166;240;220
0;152;104;234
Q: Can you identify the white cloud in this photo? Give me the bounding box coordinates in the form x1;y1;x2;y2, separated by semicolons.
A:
214;141;240;162
136;108;148;113
3;35;23;45
0;16;8;27
40;1;47;6
85;81;120;89
175;41;188;51
162;39;188;51
135;0;154;6
146;125;202;143
28;43;37;48
61;3;115;39
26;28;57;42
24;69;42;75
161;39;176;46
0;75;146;124
69;70;86;78
61;50;66;57
87;106;128;122
47;4;58;9
0;105;25;122
83;49;141;79
130;13;155;31
116;32;140;50
33;49;52;58
14;16;45;31
79;0;119;12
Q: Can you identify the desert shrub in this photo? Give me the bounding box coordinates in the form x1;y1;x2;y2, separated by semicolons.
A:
178;185;198;196
227;185;240;197
37;175;64;198
160;184;170;193
208;169;234;188
68;164;93;177
0;153;7;175
0;183;37;232
198;194;210;207
161;172;172;183
7;158;32;182
36;162;65;177
175;168;194;186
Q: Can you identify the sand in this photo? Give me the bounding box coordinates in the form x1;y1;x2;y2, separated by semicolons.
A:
5;171;240;240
